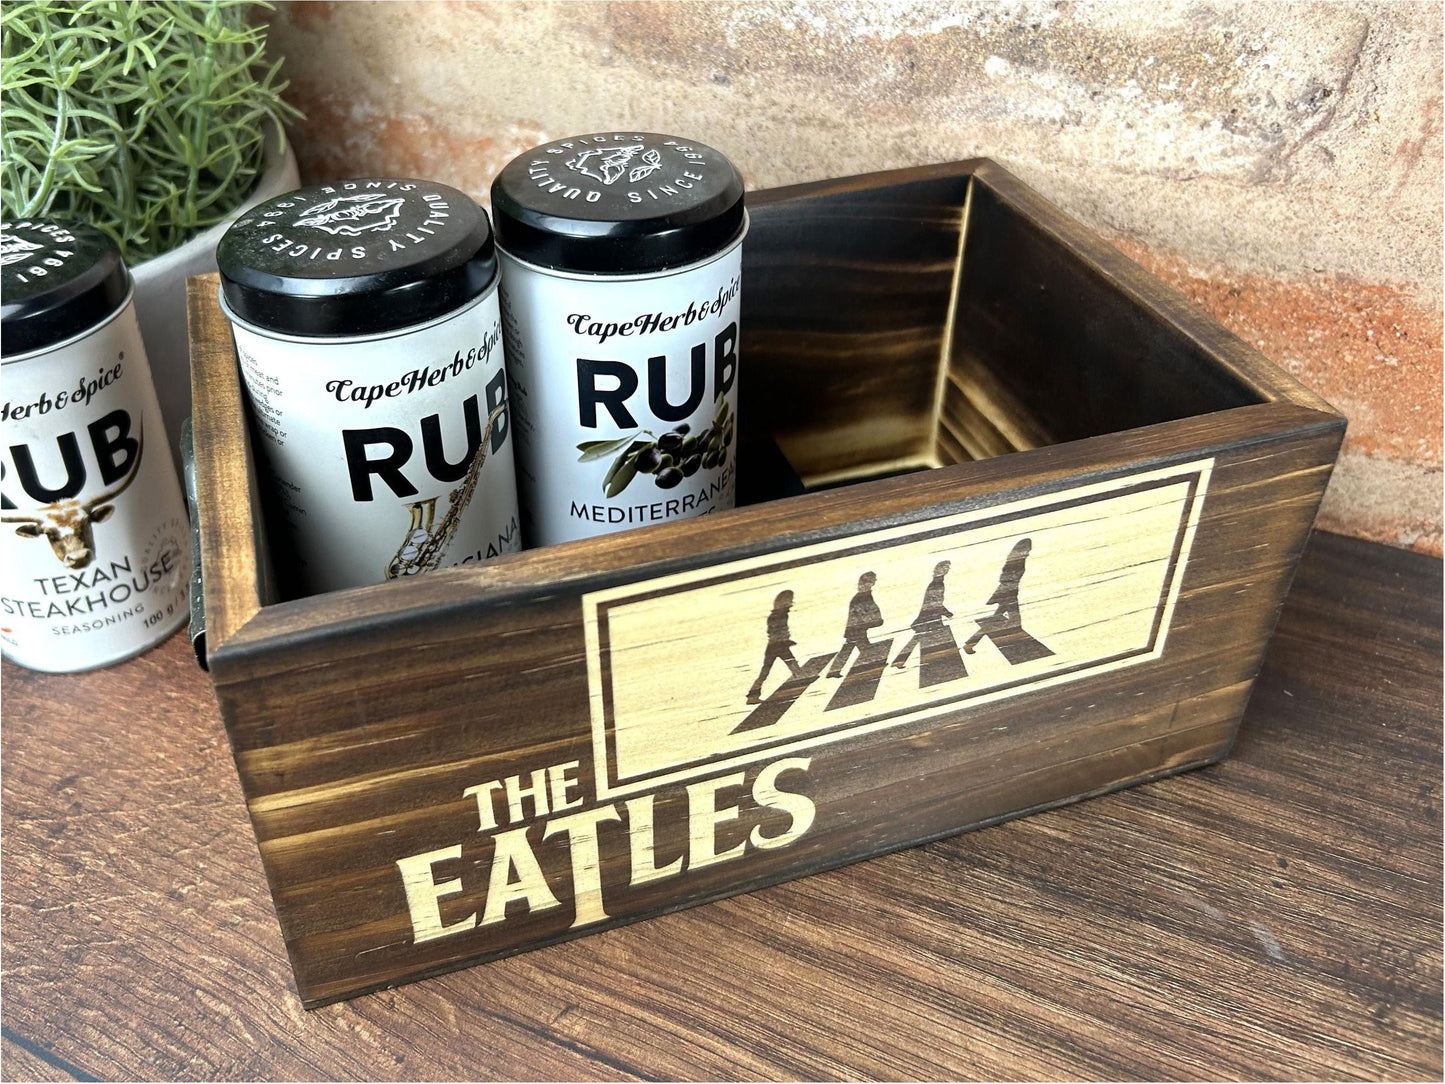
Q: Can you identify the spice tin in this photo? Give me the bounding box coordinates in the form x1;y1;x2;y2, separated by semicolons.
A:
1;220;191;672
217;178;521;596
491;133;746;546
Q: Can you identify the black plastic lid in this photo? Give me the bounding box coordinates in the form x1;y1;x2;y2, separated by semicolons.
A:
216;178;497;338
1;220;130;358
490;133;745;274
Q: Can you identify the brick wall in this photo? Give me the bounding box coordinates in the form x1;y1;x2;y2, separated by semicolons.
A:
266;0;1443;553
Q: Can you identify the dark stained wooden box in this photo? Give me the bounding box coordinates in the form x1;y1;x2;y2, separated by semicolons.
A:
187;159;1344;1008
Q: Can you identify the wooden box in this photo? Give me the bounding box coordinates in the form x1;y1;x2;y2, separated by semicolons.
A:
188;159;1344;1008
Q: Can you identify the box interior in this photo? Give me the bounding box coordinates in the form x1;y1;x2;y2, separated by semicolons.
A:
221;165;1278;610
742;170;1269;490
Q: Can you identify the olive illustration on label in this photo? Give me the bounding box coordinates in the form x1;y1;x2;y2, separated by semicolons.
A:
575;396;732;497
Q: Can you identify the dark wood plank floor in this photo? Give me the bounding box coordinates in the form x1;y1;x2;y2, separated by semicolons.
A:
2;530;1439;1081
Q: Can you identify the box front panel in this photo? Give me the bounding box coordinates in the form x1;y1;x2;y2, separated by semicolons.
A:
213;409;1337;1007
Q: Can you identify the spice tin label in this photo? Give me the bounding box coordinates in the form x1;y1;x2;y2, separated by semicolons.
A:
229;287;521;594
1;304;191;671
498;240;742;546
583;459;1213;799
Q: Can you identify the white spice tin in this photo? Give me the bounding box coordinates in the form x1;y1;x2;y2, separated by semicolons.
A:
491;133;747;546
1;220;191;672
216;179;521;596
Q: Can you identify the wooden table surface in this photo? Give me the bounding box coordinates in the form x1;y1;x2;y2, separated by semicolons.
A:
2;530;1439;1081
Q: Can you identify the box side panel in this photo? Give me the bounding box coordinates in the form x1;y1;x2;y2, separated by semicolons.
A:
187;274;275;644
741;172;969;480
949;176;1268;453
966;162;1336;416
210;407;1341;1006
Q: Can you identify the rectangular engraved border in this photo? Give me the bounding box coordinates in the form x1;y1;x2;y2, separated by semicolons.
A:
584;459;1214;801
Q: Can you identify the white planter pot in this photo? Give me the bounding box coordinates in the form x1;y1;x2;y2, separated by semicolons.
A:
130;123;299;465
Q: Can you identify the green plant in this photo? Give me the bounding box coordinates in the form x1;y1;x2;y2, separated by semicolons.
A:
1;0;300;261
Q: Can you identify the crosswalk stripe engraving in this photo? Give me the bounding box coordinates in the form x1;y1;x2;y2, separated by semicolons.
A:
826;639;894;712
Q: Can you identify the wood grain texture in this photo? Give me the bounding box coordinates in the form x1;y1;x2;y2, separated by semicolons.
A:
742;168;972;478
964;161;1337;416
219;403;1334;650
186;276;275;641
1;532;1438;1080
181;161;1346;1005
202;399;1340;1006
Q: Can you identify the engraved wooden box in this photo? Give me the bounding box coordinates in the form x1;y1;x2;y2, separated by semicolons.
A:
187;159;1344;1008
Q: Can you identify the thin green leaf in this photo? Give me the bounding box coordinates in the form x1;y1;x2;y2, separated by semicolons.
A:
605;456;640;498
1;0;302;260
577;434;638;462
601;441;648;489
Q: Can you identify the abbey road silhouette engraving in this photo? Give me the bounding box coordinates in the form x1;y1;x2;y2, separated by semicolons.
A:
733;654;831;733
587;461;1210;800
734;538;1052;732
817;572;892;710
962;539;1054;664
825;571;884;679
892;559;969;688
745;590;802;704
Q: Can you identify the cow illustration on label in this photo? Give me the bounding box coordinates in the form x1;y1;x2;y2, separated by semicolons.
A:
294;192;405;236
3;420;143;569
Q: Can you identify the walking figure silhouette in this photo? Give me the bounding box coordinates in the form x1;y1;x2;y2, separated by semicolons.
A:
746;590;804;704
893;560;954;668
963;538;1054;664
827;571;884;678
892;559;968;686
